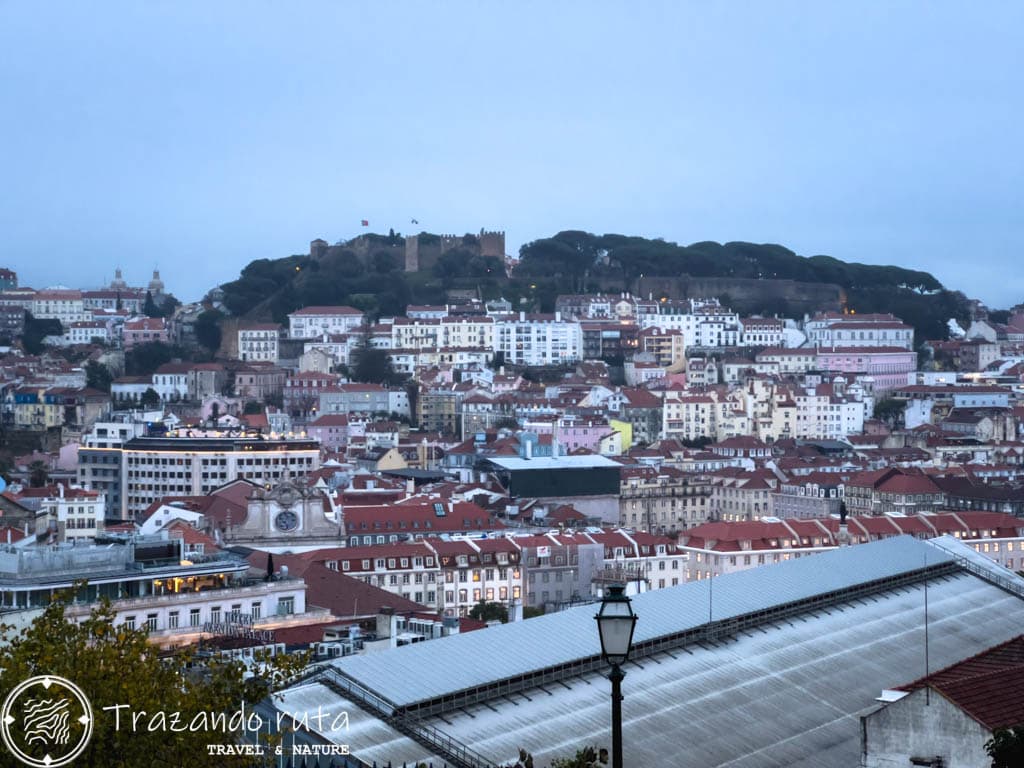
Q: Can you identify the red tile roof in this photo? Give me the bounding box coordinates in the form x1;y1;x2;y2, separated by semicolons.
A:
898;635;1024;731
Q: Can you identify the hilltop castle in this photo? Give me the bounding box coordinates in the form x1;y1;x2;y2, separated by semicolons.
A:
308;230;506;273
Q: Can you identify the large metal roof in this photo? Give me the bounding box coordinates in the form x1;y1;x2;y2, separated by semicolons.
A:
483;455;623;471
428;570;1024;768
274;544;1024;767
328;536;953;709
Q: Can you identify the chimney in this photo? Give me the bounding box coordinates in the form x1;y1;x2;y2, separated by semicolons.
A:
507;599;524;623
377;607;398;648
443;615;460;636
406;478;415;496
524;439;532;459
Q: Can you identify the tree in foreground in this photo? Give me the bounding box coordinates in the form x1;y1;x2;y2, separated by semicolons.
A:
986;725;1024;768
0;590;306;768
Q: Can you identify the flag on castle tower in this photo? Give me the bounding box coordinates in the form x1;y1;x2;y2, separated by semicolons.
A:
361;219;369;226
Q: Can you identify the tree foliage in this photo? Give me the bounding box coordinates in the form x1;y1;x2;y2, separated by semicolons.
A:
468;600;508;624
195;309;224;355
0;591;305;768
986;725;1024;768
85;360;113;392
27;460;49;488
351;335;405;386
872;398;907;426
143;290;161;318
141;387;161;408
21;313;63;355
216;230;971;343
125;342;179;377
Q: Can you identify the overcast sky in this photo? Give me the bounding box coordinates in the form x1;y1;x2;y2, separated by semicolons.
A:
2;2;1022;307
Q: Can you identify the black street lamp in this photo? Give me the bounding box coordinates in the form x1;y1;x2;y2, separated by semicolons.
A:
595;584;638;768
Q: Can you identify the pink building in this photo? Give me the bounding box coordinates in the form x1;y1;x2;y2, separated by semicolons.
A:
555;416;616;454
284;371;341;418
122;317;169;349
815;346;917;394
307;414;350;451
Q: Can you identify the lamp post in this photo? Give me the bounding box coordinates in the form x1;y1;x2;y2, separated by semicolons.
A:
595;584;638;768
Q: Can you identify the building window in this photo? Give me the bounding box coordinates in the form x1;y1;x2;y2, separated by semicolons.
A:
277;597;295;615
145;614;158;632
168;611;179;629
124;616;136;631
190;608;201;627
210;606;221;624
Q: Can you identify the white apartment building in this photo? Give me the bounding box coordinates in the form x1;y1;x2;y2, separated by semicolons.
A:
319;543;443;612
12;484;107;542
43;486;106;541
288;306;365;339
65;320;111;346
31;289;91;324
755;348;819;374
793;386;865;440
805;313;914;350
740;317;786;347
389;348;491;375
238;324;281;363
120;434;321;519
637;299;741;349
152;363;190;401
493;312;582;365
662;390;751;442
391;316;495;353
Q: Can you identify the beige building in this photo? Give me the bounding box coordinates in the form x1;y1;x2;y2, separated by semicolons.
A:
619;466;713;534
710;469;782;521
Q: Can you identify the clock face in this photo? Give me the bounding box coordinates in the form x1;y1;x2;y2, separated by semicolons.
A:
275;510;299;532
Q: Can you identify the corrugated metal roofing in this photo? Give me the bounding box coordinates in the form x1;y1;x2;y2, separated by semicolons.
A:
329;536;953;709
278;567;1024;767
437;572;1024;768
272;682;440;767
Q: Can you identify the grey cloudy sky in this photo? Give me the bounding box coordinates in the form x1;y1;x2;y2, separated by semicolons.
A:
2;2;1021;306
